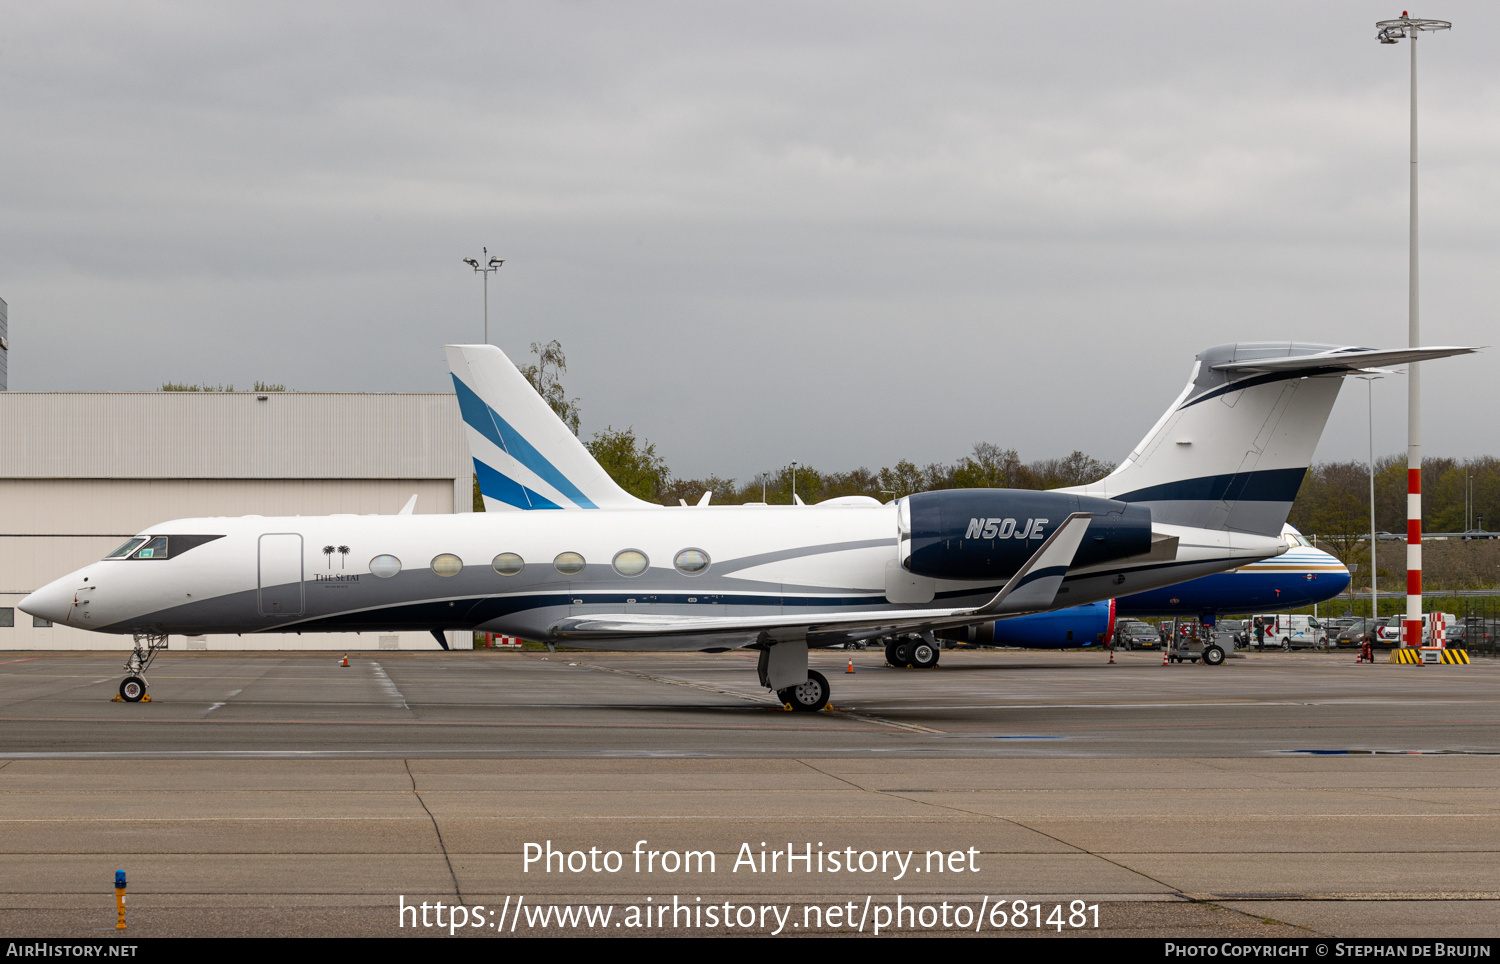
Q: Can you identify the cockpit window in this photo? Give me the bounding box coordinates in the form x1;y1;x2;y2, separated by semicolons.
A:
134;537;169;559
108;534;225;561
105;538;148;559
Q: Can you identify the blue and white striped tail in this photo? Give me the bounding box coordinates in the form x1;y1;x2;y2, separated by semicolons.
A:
446;345;655;511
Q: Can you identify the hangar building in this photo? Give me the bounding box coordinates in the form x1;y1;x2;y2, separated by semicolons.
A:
0;390;472;650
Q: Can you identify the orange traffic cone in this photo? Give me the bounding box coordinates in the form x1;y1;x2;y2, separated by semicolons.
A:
1108;647;1115;665
341;654;349;667
846;659;855;674
1161;648;1169;666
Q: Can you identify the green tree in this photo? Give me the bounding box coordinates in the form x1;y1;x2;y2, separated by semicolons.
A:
952;443;1025;489
519;340;582;435
586;426;670;501
1287;460;1374;570
878;460;928;498
1028;450;1115;489
661;475;738;506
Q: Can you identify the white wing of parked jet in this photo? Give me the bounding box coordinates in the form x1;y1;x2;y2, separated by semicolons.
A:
551;513;1094;644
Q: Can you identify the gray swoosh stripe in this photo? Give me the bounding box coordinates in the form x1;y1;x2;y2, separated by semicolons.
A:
709;538;893;575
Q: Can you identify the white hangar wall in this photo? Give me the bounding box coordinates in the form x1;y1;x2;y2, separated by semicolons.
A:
0;391;472;651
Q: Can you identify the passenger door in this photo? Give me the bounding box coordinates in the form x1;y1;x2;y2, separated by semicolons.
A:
258;533;305;616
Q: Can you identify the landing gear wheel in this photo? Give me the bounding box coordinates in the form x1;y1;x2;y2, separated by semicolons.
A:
779;670;830;713
120;677;146;703
910;641;939;669
886;640;913;667
1203;645;1225;666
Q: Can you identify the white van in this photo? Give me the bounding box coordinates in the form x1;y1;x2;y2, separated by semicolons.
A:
1251;614;1325;650
1375;613;1456;647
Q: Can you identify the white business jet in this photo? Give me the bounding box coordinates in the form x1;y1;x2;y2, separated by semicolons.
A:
21;341;1472;710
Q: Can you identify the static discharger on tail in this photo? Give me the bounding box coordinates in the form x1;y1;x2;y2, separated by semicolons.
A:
21;341;1475;711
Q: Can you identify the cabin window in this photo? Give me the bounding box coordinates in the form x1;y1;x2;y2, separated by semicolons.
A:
674;548;710;575
612;550;648;577
369;554;402;578
553;552;585;575
492;553;524;576
431;553;464;577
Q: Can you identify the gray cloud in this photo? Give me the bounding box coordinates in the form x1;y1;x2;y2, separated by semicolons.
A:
2;1;1495;481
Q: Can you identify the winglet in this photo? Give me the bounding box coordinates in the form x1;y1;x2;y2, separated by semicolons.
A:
976;513;1093;616
398;494;418;516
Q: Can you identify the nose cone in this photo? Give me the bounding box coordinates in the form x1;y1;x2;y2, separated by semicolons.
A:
20;573;84;625
1319;549;1352;596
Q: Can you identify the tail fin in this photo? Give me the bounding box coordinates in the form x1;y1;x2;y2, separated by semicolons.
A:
1062;342;1475;536
446;344;656;511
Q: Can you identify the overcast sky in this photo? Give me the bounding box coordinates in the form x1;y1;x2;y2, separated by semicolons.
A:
2;2;1496;482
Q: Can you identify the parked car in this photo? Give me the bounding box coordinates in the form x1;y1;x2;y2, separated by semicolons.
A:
1219;619;1251;647
1113;619;1161;650
1322;617;1358;643
1335;618;1379;648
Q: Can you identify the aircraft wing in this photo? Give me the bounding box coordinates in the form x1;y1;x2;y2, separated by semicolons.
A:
550;513;1094;644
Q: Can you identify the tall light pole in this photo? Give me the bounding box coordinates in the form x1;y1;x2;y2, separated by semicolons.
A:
1357;374;1383;626
790;462;799;505
1376;12;1450;648
461;247;505;345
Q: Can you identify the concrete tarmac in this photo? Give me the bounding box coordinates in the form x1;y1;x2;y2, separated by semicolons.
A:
1;648;1498;938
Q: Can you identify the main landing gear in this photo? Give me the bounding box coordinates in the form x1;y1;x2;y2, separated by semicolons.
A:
885;633;940;669
115;633;167;703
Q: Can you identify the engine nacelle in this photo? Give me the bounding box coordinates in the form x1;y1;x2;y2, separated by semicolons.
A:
937;599;1115;649
899;489;1151;580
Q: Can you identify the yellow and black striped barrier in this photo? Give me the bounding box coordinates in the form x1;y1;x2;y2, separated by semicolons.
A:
1389;648;1469;665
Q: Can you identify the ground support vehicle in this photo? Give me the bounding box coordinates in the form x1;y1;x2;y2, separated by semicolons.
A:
1166;632;1232;665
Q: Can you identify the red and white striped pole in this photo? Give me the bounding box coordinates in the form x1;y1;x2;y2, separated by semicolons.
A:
1406;23;1423;651
1378;14;1451;649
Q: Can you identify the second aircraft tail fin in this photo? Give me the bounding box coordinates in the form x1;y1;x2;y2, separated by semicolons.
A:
1061;342;1475;536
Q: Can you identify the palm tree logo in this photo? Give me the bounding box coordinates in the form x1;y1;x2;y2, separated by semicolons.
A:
323;545;335;569
338;545;350;569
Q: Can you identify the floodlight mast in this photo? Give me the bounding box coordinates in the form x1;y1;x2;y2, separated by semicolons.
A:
1375;12;1449;649
462;246;506;345
1356;374;1383;630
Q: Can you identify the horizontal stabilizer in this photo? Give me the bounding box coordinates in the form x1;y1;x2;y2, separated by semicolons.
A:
1212;345;1476;374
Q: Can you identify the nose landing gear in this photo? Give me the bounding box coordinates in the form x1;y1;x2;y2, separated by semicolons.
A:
112;634;167;703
